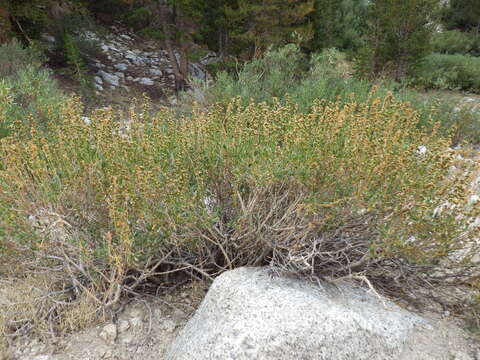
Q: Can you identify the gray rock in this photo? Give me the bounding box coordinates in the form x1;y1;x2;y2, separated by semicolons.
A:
450;351;474;360
41;34;56;43
94;76;103;85
189;63;206;81
98;71;119;87
81;116;91;125
32;355;52;360
200;52;220;65
125;53;144;66
166;267;473;360
416;145;427;156
99;323;117;345
139;77;154;86
168;96;178;106
469;194;479;205
81;30;98;41
114;63;128;71
150;68;163;76
117;319;131;333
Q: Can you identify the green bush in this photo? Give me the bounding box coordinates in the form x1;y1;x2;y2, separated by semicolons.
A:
61;32;94;98
202;46;476;142
137;27;166;41
124;7;152;30
206;44;308;106
205;46;398;110
53;12;102;62
432;30;480;55
0;40;44;78
0;42;66;138
45;12;101;101
313;0;368;52
415;53;480;92
204;58;238;78
1;95;478;318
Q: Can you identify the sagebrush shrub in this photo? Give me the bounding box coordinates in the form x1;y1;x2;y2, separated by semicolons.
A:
432;30;480;55
0;40;44;78
0;48;66;139
1;95;478;318
415;53;480;93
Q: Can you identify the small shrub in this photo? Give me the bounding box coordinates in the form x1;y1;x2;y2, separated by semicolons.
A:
124;7;152;30
47;12;100;101
0;95;478;331
206;44;308;106
204;58;238;78
432;30;480;55
137;27;166;41
0;42;66;138
415;53;480;93
0;40;44;78
187;49;211;62
62;33;93;93
52;11;103;64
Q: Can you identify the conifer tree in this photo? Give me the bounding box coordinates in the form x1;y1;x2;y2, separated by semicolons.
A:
226;0;314;56
0;1;11;43
196;0;230;55
1;0;54;42
443;0;480;34
313;0;368;52
359;0;438;80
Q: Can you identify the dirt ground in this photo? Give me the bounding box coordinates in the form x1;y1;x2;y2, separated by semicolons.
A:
6;282;208;360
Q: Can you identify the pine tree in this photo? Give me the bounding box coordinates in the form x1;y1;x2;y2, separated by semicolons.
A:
0;0;77;42
226;0;314;56
443;0;480;34
359;0;438;80
0;0;11;43
195;0;231;55
313;0;368;52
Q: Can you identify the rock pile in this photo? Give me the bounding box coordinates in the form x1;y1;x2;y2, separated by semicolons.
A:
51;25;211;98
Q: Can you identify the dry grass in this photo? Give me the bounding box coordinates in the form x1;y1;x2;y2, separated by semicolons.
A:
0;272;101;357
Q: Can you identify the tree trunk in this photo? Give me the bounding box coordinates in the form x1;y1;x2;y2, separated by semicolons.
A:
177;14;189;89
158;3;187;93
0;6;11;44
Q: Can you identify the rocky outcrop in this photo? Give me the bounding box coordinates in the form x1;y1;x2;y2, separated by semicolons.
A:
166;267;479;360
43;25;210;99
